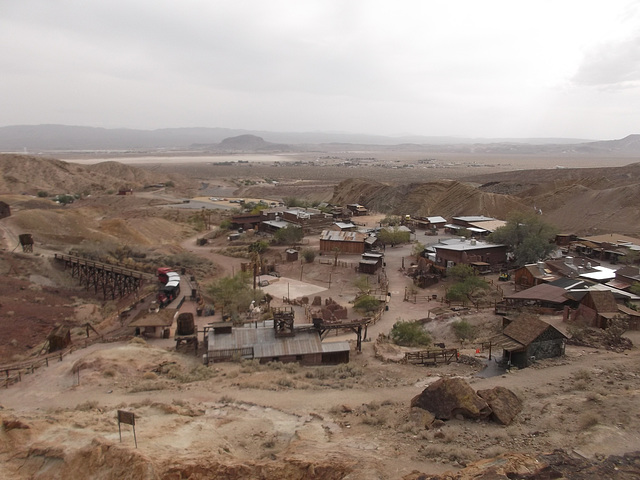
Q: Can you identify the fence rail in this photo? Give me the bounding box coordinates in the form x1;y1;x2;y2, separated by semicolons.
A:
405;348;459;366
207;347;254;363
0;333;118;388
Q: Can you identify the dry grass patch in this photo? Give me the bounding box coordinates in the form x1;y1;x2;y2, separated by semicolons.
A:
579;411;602;430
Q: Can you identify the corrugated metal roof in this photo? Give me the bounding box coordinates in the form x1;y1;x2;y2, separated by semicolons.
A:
321;341;351;353
208;327;324;357
320;230;366;242
505;284;569;304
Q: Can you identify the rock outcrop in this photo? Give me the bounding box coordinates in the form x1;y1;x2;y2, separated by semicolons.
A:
411;378;522;425
410;377;491;420
477;386;523;426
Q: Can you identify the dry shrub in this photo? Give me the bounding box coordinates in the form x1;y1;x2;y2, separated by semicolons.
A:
164;365;215;383
219;395;236;404
573;380;589;391
573;369;591;381
142;372;158;380
361;412;387;426
283;362;300;374
579;411;601;430
75;400;99;411
277;378;295;388
305;364;363;381
365;400;381;411
421;444;477;465
129;381;166;393
129;337;147;346
240;359;263;373
484;446;506;458
103;368;117;378
585;391;603;403
441;425;463;443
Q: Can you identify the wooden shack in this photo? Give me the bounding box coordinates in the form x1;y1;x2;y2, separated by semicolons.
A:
319;230;366;254
0;201;10;219
47;325;71;353
491;316;567;369
18;233;34;253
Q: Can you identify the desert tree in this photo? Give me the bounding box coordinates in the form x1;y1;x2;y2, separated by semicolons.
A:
353;295;381;314
445;264;490;307
390;320;432;347
274;225;303;245
412;241;425;261
206;272;264;320
378;226;410;246
488;211;557;266
354;275;371;295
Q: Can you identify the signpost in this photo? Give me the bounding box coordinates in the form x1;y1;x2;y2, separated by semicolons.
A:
117;410;137;448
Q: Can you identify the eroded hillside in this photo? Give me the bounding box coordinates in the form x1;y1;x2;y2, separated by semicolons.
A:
0;154;183;195
331;161;640;235
330;178;527;219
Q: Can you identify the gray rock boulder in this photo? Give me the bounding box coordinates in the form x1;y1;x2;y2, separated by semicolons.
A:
477;386;522;425
410;377;491;420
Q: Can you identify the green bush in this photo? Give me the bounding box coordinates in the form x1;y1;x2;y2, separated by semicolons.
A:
353;295;382;314
37;190;48;197
451;319;477;341
390;320;432;347
301;248;316;263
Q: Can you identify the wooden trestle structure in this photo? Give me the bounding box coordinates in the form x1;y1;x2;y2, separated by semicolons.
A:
54;254;155;300
313;317;371;352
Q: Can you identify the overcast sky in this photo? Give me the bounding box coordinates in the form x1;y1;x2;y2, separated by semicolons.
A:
2;1;640;140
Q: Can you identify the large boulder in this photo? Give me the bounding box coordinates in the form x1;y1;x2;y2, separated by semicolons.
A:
477;386;522;425
410;377;491;420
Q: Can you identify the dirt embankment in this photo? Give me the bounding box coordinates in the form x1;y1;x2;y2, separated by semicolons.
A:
330;178;527;218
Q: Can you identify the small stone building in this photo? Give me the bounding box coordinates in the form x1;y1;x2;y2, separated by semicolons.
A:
491;316;567;369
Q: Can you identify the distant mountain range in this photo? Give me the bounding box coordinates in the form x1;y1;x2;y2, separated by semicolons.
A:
0;124;639;155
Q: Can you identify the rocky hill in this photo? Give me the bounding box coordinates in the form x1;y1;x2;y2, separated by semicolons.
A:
0;154;176;195
330;178;528;220
195;134;291;152
330;161;640;236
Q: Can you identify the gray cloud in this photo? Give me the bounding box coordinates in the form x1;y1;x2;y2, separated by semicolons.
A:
572;33;640;87
2;1;640;139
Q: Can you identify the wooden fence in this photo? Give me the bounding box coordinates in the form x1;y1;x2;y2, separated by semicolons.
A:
0;330;138;389
207;347;254;363
404;348;459;366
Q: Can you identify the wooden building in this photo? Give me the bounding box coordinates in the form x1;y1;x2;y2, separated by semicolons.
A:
230;213;263;230
0;201;10;219
513;263;559;290
281;208;333;234
491;316;567;369
286;249;299;262
346;204;368;216
501;284;573;314
207;326;350;365
564;290;626;329
319;230;367;254
47;325;71;353
432;238;507;270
